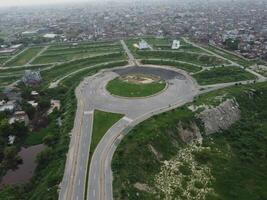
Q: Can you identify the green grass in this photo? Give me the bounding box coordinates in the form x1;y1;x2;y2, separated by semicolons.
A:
136;50;227;66
106;77;166;97
90;110;123;155
112;106;194;199
204;44;256;67
24;114;60;146
0;56;9;65
140;59;202;73
48;41;119;51
5;47;44;66
41;52;126;83
112;82;267;200
32;46;122;64
193;66;256;85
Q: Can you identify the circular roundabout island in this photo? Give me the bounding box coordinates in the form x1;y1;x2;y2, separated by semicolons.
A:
106;73;167;98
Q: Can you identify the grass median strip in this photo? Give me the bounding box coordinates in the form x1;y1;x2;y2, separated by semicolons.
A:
84;110;123;200
90;110;124;155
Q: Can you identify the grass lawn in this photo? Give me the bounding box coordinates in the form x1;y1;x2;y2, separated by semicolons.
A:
193;66;256;85
6;46;44;66
106;76;166;97
136;50;227;66
41;52;126;83
0;56;9;65
90;110;123;155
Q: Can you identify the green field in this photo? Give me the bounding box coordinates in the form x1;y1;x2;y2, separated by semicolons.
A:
0;57;9;65
32;45;122;64
140;59;202;73
41;52;126;83
5;47;44;66
112;82;267;200
136;50;227;66
204;44;257;67
106;76;166;97
193;66;256;85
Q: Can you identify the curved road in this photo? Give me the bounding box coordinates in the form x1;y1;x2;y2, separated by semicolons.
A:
59;64;200;200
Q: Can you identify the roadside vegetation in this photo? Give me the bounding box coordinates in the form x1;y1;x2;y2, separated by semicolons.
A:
112;82;267;200
0;39;128;199
193;66;256;85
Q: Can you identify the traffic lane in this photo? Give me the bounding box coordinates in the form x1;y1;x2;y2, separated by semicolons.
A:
88;118;131;200
72;111;93;200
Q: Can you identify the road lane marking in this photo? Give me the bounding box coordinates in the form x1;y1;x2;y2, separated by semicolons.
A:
84;110;93;115
122;116;133;123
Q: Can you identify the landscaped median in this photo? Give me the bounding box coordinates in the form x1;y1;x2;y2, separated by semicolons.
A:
90;110;124;156
106;73;167;98
84;110;124;199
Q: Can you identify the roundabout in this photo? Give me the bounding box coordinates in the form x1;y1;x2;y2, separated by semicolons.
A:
60;64;200;200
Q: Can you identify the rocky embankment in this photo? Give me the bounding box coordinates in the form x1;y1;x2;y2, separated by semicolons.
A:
198;99;241;135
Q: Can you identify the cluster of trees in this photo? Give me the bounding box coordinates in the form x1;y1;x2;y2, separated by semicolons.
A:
0;113;28;175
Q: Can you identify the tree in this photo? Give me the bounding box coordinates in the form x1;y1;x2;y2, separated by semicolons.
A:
22;102;35;120
38;98;50;111
43;135;56;146
0;118;12;137
0;38;4;44
3;146;21;170
36;148;53;167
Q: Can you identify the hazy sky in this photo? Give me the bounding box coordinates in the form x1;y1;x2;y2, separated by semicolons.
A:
0;0;91;7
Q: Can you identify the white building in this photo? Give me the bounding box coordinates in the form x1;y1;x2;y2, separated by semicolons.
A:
0;101;16;112
139;40;149;50
43;33;58;39
172;40;181;49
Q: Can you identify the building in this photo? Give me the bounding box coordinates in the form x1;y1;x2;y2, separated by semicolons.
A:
8;135;16;145
47;100;61;115
0;101;16;112
139;39;149;50
172;40;181;49
9;111;29;126
22;70;42;86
